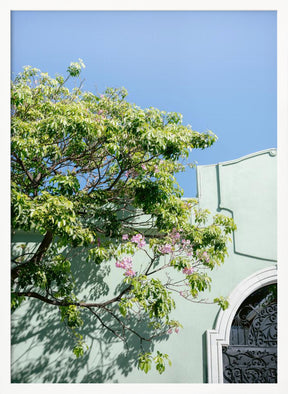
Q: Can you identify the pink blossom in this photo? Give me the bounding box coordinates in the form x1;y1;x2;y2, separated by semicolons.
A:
202;251;209;261
141;164;147;170
167;328;173;334
137;239;146;248
159;243;173;254
125;169;138;178
175;327;179;334
122;257;133;268
122;234;129;240
179;291;184;297
115;256;133;270
170;229;181;240
182;267;194;275
170;229;181;245
197;250;210;262
115;261;124;269
181;239;191;246
154;165;159;173
98;110;103;115
124;269;136;277
131;234;142;243
131;234;146;249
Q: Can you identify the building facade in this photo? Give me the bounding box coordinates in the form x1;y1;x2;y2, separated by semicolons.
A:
11;149;277;383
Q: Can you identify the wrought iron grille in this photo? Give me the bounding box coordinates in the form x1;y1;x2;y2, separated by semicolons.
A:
222;284;277;383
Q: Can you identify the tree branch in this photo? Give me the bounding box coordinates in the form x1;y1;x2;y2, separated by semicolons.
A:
13;282;132;309
11;230;53;281
85;306;125;341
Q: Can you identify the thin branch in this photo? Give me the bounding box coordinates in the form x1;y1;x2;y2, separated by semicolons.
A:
146;264;170;277
14;291;64;306
79;284;132;307
85;306;125;341
144;256;157;275
13;282;132;309
101;306;163;343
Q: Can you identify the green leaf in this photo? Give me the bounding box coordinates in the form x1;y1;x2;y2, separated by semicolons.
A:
214;296;229;310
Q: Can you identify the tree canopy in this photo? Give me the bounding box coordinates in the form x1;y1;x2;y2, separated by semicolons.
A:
11;60;236;374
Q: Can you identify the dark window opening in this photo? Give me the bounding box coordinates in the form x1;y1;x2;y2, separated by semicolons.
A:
222;284;277;383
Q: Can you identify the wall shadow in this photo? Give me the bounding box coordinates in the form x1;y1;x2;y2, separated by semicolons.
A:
11;240;169;383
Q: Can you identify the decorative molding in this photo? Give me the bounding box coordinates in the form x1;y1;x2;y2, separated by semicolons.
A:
206;266;277;383
196;148;277;201
268;149;277;157
218;148;277;168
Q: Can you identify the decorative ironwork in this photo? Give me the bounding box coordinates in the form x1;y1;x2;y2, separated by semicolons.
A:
248;302;277;347
223;285;277;383
222;346;277;383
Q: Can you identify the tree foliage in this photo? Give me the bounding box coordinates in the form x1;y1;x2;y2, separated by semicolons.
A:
11;60;236;374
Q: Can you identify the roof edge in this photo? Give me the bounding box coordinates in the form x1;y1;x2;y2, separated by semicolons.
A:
197;148;277;169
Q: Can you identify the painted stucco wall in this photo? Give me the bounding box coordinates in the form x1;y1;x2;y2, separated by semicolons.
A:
11;149;277;383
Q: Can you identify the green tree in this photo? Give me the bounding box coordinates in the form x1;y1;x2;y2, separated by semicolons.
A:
11;60;236;374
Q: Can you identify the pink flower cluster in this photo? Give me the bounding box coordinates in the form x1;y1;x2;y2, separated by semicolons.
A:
122;233;146;248
124;269;136;277
115;256;132;270
196;250;210;263
168;327;180;334
173;232;181;240
125;169;138;178
170;228;182;245
115;256;136;277
181;239;191;246
159;243;173;254
131;234;146;248
182;267;194;275
202;251;210;262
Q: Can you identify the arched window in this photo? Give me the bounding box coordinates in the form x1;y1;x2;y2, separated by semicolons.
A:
206;266;277;383
222;284;277;383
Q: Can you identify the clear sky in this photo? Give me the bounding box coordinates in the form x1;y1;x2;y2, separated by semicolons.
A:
11;10;277;197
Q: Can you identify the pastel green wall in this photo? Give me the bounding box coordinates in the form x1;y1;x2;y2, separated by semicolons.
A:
11;149;277;383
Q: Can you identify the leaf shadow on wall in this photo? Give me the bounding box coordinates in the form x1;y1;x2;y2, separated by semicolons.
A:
11;244;169;383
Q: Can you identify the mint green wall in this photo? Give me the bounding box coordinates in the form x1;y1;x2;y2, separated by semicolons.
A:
11;149;277;383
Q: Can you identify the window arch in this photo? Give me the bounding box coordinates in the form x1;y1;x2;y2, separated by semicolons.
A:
206;266;277;383
222;284;277;383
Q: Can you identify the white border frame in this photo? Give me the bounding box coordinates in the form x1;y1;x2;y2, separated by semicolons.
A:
4;3;287;393
206;266;277;383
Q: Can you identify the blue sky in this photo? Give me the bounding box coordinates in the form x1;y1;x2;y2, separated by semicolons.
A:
11;10;277;197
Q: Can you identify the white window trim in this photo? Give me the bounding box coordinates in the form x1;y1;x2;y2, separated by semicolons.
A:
206;266;277;383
